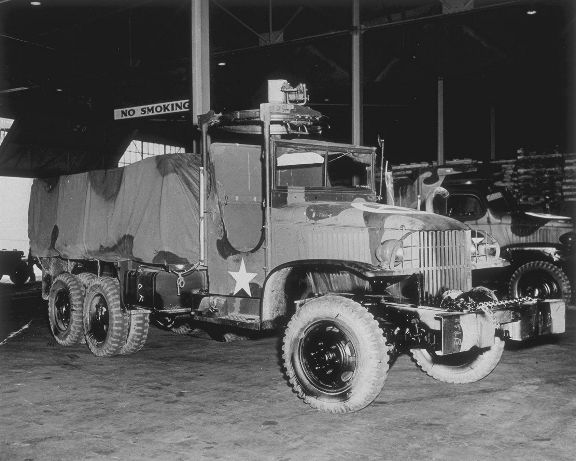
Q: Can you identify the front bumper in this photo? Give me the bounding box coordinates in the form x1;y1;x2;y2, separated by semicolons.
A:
395;298;566;355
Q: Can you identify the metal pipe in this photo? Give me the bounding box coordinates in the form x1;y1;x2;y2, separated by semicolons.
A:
260;103;272;274
199;166;205;265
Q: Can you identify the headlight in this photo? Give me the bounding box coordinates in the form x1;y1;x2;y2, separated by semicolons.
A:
376;239;404;269
470;230;500;261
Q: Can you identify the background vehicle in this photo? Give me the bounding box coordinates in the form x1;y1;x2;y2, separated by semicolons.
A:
439;174;574;303
0;249;35;287
30;85;565;413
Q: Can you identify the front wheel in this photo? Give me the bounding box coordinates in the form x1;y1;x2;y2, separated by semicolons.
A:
283;295;391;413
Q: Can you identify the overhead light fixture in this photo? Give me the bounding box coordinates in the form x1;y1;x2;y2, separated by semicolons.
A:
0;86;30;94
30;1;42;5
526;9;537;15
217;62;226;67
56;88;63;92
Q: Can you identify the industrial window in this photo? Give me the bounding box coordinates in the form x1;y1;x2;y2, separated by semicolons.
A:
0;117;14;146
118;140;185;167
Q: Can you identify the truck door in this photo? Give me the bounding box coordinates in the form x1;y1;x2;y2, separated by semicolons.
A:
210;143;264;251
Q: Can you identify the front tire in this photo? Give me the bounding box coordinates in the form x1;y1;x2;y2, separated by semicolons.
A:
48;273;84;346
508;260;571;304
83;277;128;357
283;295;391;413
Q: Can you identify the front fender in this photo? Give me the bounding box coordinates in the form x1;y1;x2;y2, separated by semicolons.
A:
503;245;563;265
259;259;413;328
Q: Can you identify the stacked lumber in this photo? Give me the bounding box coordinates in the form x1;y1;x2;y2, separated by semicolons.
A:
563;153;576;204
388;151;572;214
512;152;564;210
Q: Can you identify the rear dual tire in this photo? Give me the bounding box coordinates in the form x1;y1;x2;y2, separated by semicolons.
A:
82;276;149;356
48;273;84;346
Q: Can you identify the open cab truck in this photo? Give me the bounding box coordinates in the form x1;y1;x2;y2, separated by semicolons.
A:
31;87;565;413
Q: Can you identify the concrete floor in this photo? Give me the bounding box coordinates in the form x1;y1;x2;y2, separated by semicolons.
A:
1;280;575;461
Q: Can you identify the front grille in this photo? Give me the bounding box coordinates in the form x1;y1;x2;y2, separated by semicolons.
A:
402;229;472;301
300;226;372;262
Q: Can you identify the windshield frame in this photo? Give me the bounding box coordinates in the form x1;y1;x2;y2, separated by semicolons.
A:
272;139;376;193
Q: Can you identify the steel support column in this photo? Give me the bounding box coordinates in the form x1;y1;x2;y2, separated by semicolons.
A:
437;77;444;165
352;0;363;145
490;105;496;160
191;0;210;128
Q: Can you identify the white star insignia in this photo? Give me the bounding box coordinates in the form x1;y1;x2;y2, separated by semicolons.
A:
228;258;257;296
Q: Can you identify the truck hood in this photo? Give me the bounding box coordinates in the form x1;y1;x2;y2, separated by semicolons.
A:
270;198;469;268
275;198;468;232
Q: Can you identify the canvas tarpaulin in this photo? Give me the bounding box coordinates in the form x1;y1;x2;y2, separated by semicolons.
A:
29;153;203;265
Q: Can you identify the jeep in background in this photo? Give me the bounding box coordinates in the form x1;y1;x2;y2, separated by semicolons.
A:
438;174;574;303
0;249;36;287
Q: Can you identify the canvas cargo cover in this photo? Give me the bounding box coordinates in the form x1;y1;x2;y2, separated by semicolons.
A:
29;153;204;265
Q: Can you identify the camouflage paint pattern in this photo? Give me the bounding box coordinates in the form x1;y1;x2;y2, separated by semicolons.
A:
204;140;469;299
29;153;207;265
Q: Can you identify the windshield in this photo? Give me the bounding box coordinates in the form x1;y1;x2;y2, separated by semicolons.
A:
275;147;373;190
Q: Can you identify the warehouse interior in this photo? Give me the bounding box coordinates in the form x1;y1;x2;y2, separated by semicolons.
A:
0;0;574;173
1;1;575;460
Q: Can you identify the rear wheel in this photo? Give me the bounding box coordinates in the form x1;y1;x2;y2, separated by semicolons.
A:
283;295;391;413
48;273;84;346
120;311;150;355
76;272;98;293
508;261;571;304
83;277;127;357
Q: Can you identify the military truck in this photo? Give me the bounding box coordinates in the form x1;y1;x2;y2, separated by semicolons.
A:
30;89;565;413
438;174;574;303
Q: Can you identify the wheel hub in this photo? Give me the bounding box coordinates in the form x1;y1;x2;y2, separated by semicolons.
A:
299;321;357;394
54;290;71;330
88;294;109;343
